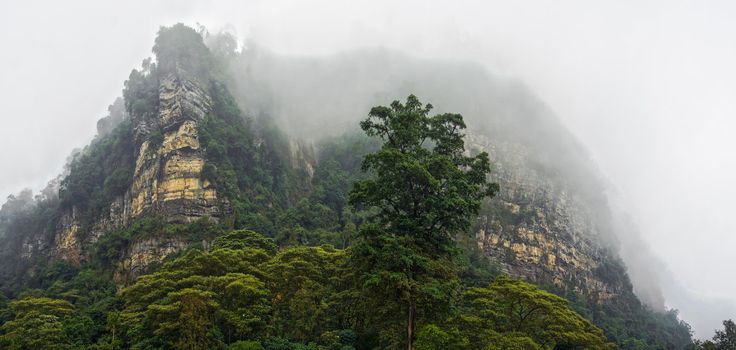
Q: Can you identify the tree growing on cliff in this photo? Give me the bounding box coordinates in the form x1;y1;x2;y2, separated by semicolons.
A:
153;23;212;78
348;95;498;349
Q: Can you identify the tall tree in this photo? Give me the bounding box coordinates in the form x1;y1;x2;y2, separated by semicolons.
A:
713;319;736;350
349;95;497;349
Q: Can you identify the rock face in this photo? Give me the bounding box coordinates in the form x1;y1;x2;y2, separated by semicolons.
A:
113;236;190;285
49;67;225;276
128;70;221;221
468;133;623;301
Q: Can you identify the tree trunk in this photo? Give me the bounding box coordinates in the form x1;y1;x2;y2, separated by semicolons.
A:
407;301;416;350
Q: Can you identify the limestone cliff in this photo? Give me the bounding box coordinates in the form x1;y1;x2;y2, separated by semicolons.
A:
468;132;623;301
127;70;221;221
49;66;225;274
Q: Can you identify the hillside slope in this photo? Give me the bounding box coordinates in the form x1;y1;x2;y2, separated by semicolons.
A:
0;24;692;348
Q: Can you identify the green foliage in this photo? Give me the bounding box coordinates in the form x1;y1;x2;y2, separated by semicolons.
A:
460;276;613;349
275;199;340;246
153;23;213;79
593;255;634;293
59;119;136;226
213;229;278;254
350;95;498;250
454;222;502;288
0;297;74;349
349;224;461;348
0;266;120;348
312;159;350;217
569;286;694;349
414;324;467;350
0;188;61;292
93;217;222;270
199;78;358;247
0;202;691;350
199;82;314;237
112;229;358;349
118;248;272;347
483;332;542;350
266;245;349;343
690;340;719;350
313;132;379;222
690;319;736;350
268;132;379;249
713;319;736;349
123;58;158;116
229;340;266;350
316;133;379;180
473;189;692;349
260;337;318;350
146;129;164;149
348;95;497;348
199;82;255;206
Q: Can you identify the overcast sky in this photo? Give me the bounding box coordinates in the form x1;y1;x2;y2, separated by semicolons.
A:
1;0;735;338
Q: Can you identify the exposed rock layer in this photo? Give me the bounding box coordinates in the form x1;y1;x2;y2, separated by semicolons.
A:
50;68;225;278
468;133;622;301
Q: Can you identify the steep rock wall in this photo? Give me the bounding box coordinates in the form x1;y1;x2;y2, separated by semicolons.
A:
113;236;190;285
128;70;220;221
49;68;225;272
468;133;623;301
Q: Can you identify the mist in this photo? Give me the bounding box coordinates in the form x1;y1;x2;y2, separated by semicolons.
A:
2;0;736;339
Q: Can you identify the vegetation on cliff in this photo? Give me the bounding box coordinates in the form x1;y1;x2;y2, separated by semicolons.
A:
0;24;706;349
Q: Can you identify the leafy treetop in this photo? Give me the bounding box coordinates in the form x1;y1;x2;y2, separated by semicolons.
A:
350;94;498;254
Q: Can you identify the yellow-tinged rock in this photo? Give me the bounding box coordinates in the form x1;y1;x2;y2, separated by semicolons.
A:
506;202;520;214
490;234;500;245
157;177;217;202
161;121;200;153
163;155;204;175
129;166;159;217
510;242;543;263
57;224;81;265
134;140;151;174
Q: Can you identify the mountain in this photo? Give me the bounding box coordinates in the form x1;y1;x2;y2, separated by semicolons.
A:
0;24;693;349
230;49;630;301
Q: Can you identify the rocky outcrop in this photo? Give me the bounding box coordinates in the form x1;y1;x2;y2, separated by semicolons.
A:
289;138;316;178
53;207;83;265
113;235;189;285
129;70;221;221
52;195;132;264
468;133;622;301
49;68;226;271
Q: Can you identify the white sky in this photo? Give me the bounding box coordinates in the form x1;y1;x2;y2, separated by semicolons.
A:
1;0;735;338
